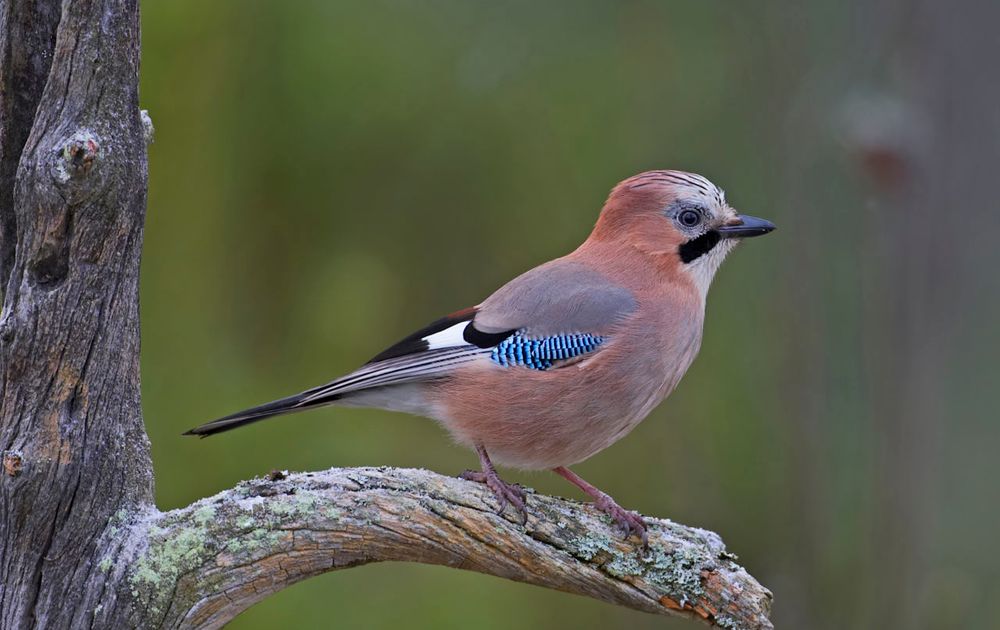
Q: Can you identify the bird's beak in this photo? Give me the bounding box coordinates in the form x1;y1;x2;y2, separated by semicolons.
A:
717;214;776;239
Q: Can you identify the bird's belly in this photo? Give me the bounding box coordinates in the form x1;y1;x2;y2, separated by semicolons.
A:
429;345;692;470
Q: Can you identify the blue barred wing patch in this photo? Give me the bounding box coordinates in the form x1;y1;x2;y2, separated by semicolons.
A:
491;331;606;370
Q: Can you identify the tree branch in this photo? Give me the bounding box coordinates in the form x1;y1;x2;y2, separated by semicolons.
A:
125;467;772;630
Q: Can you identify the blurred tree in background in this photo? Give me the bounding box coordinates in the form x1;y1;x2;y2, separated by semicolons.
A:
139;1;999;628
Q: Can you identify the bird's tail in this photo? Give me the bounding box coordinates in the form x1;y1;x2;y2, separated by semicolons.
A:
183;391;341;437
184;345;487;438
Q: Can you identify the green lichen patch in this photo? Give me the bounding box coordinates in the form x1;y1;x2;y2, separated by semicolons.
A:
129;486;330;616
191;503;216;526
107;508;132;538
266;489;322;519
235;515;255;530
130;516;218;618
132;527;208;588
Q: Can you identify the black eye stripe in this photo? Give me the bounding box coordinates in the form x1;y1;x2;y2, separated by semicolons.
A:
678;230;721;263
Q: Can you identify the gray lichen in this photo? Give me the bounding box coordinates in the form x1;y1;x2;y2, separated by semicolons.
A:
140;109;154;144
570;530;712;605
639;545;711;602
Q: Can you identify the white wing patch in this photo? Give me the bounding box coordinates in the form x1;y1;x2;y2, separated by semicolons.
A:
423;321;471;350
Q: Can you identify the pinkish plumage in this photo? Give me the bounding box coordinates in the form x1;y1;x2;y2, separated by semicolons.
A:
429;246;703;470
186;170;775;543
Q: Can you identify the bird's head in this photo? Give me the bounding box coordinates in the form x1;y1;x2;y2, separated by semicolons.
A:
591;170;775;297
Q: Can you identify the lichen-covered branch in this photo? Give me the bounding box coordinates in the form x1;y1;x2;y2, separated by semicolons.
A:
123;467;772;630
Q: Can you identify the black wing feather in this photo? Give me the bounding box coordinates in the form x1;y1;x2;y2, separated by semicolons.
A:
367;306;478;363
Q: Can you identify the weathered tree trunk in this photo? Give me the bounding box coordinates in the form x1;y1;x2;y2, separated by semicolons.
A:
0;2;772;629
1;0;153;627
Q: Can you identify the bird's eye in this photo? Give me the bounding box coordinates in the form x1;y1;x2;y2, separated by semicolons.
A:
678;209;701;228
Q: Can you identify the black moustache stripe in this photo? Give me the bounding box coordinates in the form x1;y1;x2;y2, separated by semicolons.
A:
463;323;516;348
679;230;721;263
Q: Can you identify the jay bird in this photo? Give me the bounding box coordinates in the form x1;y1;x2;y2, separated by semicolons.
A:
186;170;775;543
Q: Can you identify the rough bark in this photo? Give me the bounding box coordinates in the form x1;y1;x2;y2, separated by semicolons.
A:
0;0;60;294
130;468;772;630
0;0;153;628
0;1;773;628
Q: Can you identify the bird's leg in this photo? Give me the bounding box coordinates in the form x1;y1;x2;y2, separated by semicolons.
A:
553;466;648;546
460;445;528;524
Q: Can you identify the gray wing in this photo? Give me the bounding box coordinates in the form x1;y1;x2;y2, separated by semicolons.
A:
245;262;636;422
470;258;637;338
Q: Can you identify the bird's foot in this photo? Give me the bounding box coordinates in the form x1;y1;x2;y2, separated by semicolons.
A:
593;493;648;546
460;468;528;524
552;466;648;547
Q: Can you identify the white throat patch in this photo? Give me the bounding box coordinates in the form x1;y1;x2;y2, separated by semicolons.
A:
683;238;739;302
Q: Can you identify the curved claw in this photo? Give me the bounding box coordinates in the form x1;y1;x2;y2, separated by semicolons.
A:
594;495;648;547
459;468;528;524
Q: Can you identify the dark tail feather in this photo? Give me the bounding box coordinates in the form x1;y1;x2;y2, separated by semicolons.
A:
183;391;341;437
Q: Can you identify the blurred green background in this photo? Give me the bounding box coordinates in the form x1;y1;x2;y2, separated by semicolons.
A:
138;1;1000;628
